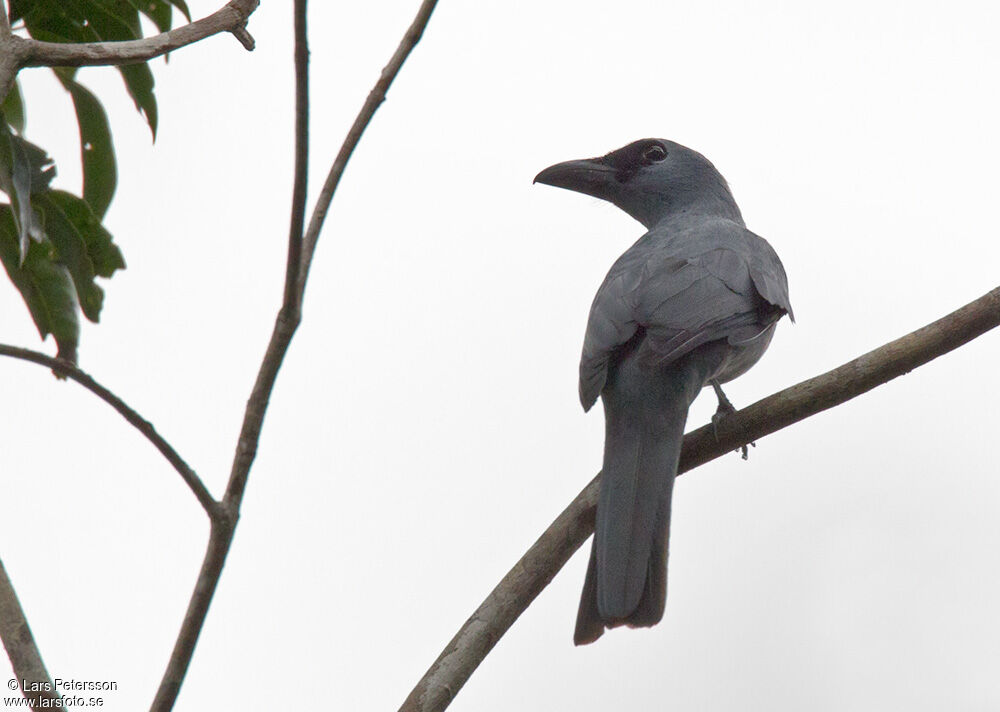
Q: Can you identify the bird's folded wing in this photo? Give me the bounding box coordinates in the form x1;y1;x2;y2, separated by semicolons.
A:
579;225;790;410
744;229;794;321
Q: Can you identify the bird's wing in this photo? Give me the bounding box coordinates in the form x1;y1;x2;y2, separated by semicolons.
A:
743;229;794;321
577;250;646;411
578;221;791;411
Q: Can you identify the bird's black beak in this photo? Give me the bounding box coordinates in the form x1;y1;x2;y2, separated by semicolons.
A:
533;158;617;201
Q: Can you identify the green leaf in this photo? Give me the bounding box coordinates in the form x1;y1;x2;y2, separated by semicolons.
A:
25;253;81;365
13;0;95;43
125;0;172;33
168;0;191;22
2;80;26;134
118;63;158;138
72;0;138;40
18;0;159;138
55;76;117;219
15;139;59;194
32;192;103;322
46;189;125;280
92;0;142;37
0;126;56;262
72;0;159;137
0;128;58;197
0;206;81;364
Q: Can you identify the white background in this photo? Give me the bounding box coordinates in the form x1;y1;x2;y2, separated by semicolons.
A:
2;1;999;710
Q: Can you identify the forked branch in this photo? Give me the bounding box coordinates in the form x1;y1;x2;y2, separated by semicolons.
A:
150;1;440;709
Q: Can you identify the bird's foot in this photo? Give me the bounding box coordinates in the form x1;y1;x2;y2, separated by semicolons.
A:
710;407;732;442
710;380;754;460
710;380;736;443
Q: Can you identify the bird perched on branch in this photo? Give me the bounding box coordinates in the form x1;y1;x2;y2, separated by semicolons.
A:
535;139;793;645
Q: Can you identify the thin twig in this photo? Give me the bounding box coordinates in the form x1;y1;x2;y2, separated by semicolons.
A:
0;344;219;517
150;2;440;709
0;557;62;707
283;0;309;314
297;0;440;297
6;0;258;69
230;26;255;52
399;285;1000;712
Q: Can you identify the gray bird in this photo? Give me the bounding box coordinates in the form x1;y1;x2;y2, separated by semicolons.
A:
534;139;793;645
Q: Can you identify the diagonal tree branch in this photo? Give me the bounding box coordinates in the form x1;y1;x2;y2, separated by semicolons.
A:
150;2;440;709
282;0;310;313
297;0;440;298
0;344;219;517
8;0;258;69
399;285;1000;712
0;556;62;707
0;1;11;40
0;2;16;103
0;0;259;105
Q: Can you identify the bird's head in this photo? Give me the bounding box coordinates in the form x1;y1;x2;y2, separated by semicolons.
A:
533;139;741;228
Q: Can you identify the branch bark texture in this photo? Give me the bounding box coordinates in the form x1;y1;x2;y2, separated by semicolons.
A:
0;557;62;707
1;0;257;103
7;0;258;69
282;0;310;312
399;285;1000;712
0;2;17;104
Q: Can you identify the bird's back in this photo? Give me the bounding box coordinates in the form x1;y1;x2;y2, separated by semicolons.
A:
580;216;790;409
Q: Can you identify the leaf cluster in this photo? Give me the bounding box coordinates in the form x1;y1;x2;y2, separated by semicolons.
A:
1;0;189;362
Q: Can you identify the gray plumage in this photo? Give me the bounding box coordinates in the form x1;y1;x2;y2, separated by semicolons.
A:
534;139;792;645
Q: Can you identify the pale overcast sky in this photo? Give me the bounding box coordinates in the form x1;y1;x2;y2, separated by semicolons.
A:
2;1;999;710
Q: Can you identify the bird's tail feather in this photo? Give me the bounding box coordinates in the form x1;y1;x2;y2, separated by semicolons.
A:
574;347;718;645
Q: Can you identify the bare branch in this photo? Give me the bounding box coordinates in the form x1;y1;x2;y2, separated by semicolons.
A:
0;344;219;518
0;1;11;40
297;0;440;297
399;285;1000;712
150;312;299;711
150;2;440;708
0;48;16;107
0;557;62;707
8;0;258;70
149;518;233;712
230;26;255;52
0;2;17;104
283;0;310;314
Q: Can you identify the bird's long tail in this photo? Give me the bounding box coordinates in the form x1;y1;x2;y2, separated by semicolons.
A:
574;347;717;645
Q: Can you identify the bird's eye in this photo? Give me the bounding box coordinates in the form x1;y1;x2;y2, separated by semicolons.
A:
642;144;667;163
